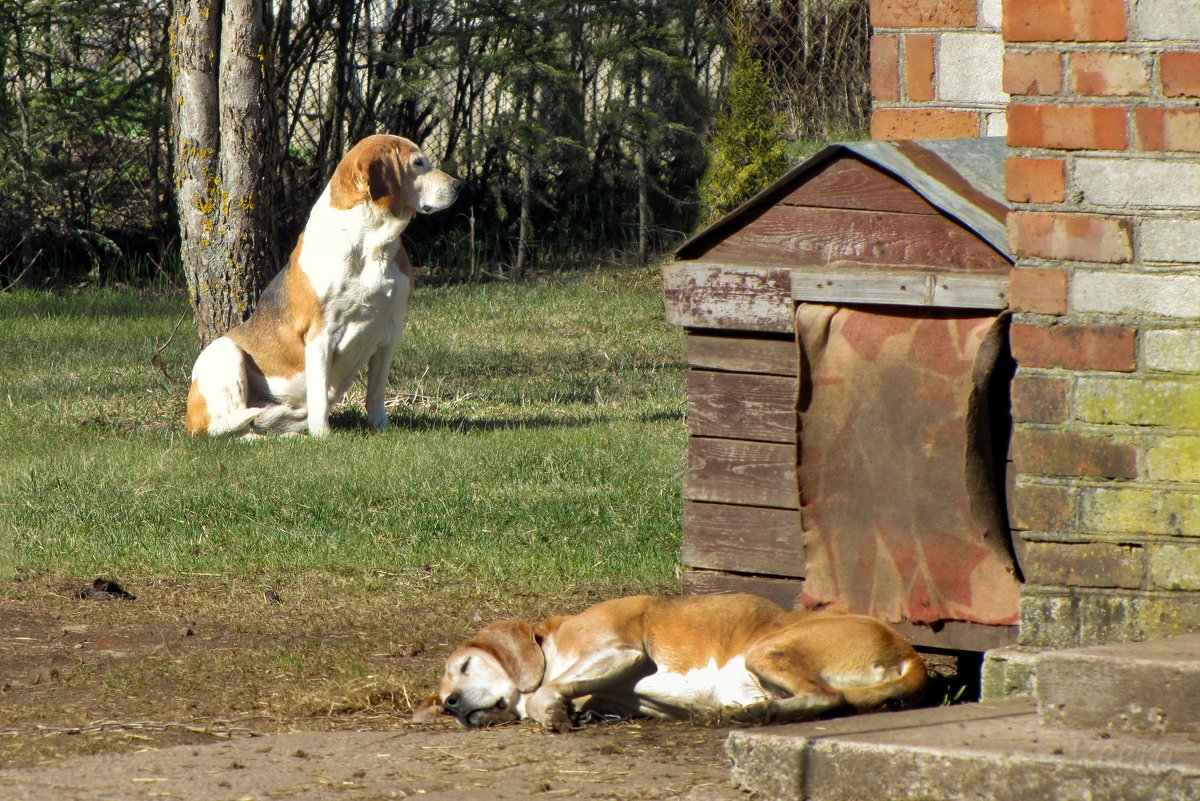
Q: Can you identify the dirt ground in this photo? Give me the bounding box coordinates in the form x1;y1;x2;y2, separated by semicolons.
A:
0;574;963;800
0;575;749;800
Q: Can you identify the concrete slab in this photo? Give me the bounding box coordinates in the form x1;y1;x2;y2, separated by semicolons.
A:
1038;633;1200;733
726;699;1200;801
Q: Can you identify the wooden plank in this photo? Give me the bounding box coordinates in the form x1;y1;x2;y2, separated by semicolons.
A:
685;436;798;509
662;262;793;333
687;334;797;376
892;621;1018;652
685;571;1019;652
683;501;804;577
688;370;796;443
683;570;805;611
931;273;1011;309
702;205;1009;274
791;269;1009;310
778;157;941;216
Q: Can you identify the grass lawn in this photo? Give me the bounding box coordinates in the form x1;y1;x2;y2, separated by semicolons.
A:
0;264;687;600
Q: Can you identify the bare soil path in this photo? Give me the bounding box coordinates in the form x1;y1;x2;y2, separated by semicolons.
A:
0;576;746;800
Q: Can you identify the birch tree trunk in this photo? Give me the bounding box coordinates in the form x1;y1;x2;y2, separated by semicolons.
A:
171;0;274;347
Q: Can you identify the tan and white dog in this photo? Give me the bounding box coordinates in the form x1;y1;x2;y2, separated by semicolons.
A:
185;134;460;437
414;594;926;732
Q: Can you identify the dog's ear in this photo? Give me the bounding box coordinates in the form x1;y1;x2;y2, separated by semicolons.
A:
366;143;412;217
473;619;545;693
411;693;444;722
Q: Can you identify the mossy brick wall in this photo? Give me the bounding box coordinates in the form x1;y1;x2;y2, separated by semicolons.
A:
1004;0;1200;648
869;0;1008;138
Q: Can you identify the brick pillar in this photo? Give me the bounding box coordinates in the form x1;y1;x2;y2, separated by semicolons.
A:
1006;0;1200;648
869;0;1008;139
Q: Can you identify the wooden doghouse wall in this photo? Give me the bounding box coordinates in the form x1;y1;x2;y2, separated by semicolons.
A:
666;148;1017;651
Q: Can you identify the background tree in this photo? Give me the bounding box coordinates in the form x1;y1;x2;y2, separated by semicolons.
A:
170;0;275;346
697;1;791;224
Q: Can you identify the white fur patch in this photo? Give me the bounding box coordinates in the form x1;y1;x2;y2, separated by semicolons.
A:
632;657;768;711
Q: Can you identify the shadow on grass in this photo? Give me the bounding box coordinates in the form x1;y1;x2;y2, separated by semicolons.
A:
329;409;684;434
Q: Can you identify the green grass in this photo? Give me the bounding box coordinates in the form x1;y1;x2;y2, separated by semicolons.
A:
0;265;687;597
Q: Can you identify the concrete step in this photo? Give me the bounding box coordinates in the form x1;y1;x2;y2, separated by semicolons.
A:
726;699;1200;801
1037;633;1200;733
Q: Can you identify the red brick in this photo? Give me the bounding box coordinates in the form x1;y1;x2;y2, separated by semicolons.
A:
1013;428;1139;479
1010;323;1137;372
1007;158;1066;204
905;34;935;102
1070;52;1149;97
871;35;900;102
1136;107;1200;153
1004;52;1064;96
1009;267;1068;314
1010;482;1075;532
1024;541;1144;588
1003;0;1128;43
871;0;976;29
871;108;981;140
1007;103;1128;151
1161;52;1200;98
1009;212;1133;263
1011;376;1069;424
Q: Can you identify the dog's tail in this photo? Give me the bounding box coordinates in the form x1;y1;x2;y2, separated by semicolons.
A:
840;655;928;712
187;337;262;437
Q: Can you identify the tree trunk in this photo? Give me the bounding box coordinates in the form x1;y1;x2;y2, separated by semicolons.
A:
171;0;274;347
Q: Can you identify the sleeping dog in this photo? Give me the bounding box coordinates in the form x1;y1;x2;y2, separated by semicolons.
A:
186;134;459;437
414;594;926;731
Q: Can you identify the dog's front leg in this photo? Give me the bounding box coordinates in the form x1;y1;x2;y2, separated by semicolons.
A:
365;343;397;430
304;335;334;436
526;647;646;733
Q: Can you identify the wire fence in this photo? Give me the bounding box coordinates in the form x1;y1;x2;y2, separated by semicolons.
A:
0;0;868;287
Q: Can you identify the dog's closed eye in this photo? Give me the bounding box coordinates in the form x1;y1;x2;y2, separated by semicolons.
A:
460;658;471;675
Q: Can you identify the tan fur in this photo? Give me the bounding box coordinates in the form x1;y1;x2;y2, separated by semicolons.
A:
417;594;926;731
225;235;322;381
184;380;210;435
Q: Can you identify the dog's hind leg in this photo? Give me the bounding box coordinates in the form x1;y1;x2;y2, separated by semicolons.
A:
187;337;262;437
734;641;847;724
251;404;309;434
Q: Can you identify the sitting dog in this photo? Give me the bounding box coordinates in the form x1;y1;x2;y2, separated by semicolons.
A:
414;594;926;732
185;134;460;437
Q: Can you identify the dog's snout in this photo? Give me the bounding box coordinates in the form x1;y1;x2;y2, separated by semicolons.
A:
444;693;461;711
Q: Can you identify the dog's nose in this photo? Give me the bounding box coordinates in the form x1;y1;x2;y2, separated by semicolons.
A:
444;693;461;711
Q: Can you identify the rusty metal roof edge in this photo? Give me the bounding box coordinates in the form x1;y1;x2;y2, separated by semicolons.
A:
675;137;1012;262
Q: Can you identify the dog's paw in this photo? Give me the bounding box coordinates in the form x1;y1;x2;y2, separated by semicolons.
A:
527;691;573;733
729;701;773;725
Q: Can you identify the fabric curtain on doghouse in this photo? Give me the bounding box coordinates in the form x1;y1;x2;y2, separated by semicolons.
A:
794;303;1020;627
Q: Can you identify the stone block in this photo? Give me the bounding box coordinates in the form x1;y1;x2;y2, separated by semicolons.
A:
980;645;1043;700
1081;486;1200;536
1142;217;1200;264
1074;156;1200;208
1137;0;1200;41
1072;271;1200;318
1148;544;1200;591
1023;540;1145;588
1038;633;1200;733
1076;376;1200;427
937;32;1007;104
1143;328;1200;372
1147;435;1200;482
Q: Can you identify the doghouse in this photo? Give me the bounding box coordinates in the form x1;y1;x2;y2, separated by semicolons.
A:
664;137;1019;651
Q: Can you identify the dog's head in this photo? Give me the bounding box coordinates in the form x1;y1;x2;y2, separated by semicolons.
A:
413;619;545;728
330;134;460;218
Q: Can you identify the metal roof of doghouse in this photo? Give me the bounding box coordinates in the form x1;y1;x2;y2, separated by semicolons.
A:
678;136;1010;262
